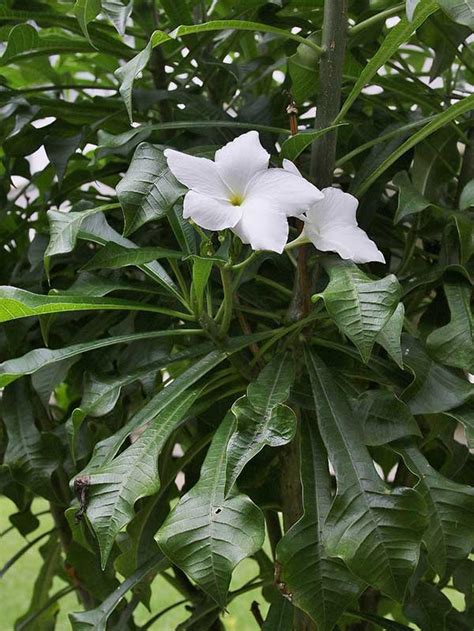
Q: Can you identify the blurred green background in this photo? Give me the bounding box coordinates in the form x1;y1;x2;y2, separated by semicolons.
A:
0;498;269;630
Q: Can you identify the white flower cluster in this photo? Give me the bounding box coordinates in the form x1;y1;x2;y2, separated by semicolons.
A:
165;131;384;263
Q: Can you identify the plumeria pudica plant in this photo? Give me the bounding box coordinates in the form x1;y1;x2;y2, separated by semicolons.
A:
0;0;473;630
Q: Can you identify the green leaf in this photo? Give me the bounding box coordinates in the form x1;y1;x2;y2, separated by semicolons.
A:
304;350;427;601
276;418;363;630
355;391;421;446
407;0;422;20
160;0;193;26
82;242;182;271
426;279;474;372
355;95;474;195
404;582;452;631
1;23;38;64
444;400;474;449
438;0;474;28
85;387;200;567
0;329;200;387
0;286;192;324
263;599;294;630
401;335;473;414
16;533;62;631
74;0;101;44
69;553;167;631
396;440;474;577
157;413;265;608
337;1;438;122
45;204;119;259
314;258;401;363
102;0;133;36
2;382;59;500
280;125;346;161
114;38;153;122
117;143;186;236
392;171;431;224
225;352;296;494
376;302;405;368
459;178;474;210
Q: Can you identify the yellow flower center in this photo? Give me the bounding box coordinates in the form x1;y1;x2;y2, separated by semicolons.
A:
229;193;244;206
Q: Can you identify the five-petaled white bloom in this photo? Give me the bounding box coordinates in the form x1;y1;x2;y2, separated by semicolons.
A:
164;131;324;253
283;160;385;264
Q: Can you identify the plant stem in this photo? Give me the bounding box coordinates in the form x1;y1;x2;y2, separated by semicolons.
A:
310;0;349;187
349;3;404;37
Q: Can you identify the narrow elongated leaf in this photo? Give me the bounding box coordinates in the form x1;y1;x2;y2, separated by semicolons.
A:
396;441;474;577
356;95;474;194
276;418;363;630
0;329;200;387
314;258;401;362
427;279;474;372
0;286;191;323
225;353;296;493
82;242;182;271
117;143;186;236
337;1;438;121
69;553;167;631
157;413;265;607
304;350;427;601
280;125;346;161
406;0;422;20
401;335;472;414
85;387;200;567
74;0;101;43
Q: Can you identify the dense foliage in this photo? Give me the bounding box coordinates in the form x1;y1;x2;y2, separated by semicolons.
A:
0;0;473;629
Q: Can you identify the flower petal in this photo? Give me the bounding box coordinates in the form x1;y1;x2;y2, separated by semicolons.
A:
183;191;242;231
164;149;229;198
246;168;324;217
305;223;385;264
305;187;358;231
282;158;302;176
232;197;289;253
214;131;270;196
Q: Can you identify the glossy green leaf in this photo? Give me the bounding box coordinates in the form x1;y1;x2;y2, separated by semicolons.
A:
444;400;474;449
225;353;297;493
102;0;133;36
304;349;427;601
401;335;473;414
404;582;452;631
337;2;438;121
393;171;431;224
2;382;59;500
0;286;192;324
355;390;421;446
397;441;474;577
280;125;345;161
438;0;474;28
85;387;200;567
74;0;101;44
355;95;474;194
117;142;186;236
314;258;401;362
263;599;294;630
82;242;182;271
0;329;200;387
157;413;265;608
276;418;363;629
69;553;167;631
427;279;474;372
376;302;405;368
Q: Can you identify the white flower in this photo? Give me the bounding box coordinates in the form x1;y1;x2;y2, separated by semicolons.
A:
164;131;323;253
283;160;385;264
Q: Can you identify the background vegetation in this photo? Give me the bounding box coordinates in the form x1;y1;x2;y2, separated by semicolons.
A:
0;0;473;630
